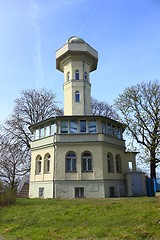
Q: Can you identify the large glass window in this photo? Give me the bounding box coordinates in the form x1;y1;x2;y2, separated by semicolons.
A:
117;127;121;139
75;91;80;102
44;153;51;174
80;120;86;133
106;123;112;135
35;155;42;174
88;120;96;133
61;121;68;133
66;152;76;171
35;129;39;140
102;122;106;134
51;124;56;135
112;125;116;136
116;154;122;173
70;120;78;133
40;127;44;138
45;125;50;137
107;152;114;173
82;152;92;171
75;70;79;80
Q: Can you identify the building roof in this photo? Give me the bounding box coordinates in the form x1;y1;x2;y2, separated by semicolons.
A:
66;36;85;44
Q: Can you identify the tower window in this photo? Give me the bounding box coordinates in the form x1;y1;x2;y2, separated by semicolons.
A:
75;91;80;102
67;72;70;82
84;72;87;81
75;70;79;80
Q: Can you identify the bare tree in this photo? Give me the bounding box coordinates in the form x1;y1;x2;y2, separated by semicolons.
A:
0;88;62;188
91;97;119;120
0;135;30;189
115;80;160;179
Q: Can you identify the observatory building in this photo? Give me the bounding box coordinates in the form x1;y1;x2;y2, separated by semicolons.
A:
29;36;146;198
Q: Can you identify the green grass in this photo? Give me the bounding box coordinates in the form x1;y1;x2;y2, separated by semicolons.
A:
0;196;160;240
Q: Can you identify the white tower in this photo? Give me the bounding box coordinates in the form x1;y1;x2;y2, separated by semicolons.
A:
56;36;98;116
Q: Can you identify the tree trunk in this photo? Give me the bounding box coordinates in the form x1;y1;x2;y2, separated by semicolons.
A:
150;151;156;179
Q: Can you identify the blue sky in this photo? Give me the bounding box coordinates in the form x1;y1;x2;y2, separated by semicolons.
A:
0;0;160;123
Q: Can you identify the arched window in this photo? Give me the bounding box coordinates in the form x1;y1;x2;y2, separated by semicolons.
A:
35;155;42;174
44;153;51;173
75;91;80;102
75;70;79;80
67;72;70;82
66;152;76;172
82;152;92;171
116;154;122;173
107;152;114;173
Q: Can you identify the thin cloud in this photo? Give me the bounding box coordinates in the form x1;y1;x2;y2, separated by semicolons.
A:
28;1;44;87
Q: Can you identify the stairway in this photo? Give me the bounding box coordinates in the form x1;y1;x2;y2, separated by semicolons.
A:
18;182;29;198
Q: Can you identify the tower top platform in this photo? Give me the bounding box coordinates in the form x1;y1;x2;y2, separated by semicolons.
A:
56;36;98;72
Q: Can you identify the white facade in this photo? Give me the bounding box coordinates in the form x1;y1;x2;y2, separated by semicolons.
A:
29;36;145;199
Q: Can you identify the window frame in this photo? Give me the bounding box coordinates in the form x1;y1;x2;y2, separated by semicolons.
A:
67;71;70;82
75;91;80;102
35;155;42;175
61;121;68;134
70;120;78;133
80;120;87;133
66;152;77;172
75;70;79;80
107;152;114;173
44;153;51;174
115;154;122;173
82;152;92;172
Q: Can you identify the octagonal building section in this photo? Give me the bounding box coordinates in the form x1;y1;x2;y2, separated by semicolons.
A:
56;36;98;116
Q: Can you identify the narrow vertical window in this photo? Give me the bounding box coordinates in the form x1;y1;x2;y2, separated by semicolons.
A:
44;153;51;173
80;120;86;133
116;154;122;173
35;129;39;140
107;153;114;173
117;127;121;139
40;127;44;138
67;72;70;82
35;155;42;174
102;122;106;134
75;70;79;80
75;91;80;102
112;125;116;136
51;124;56;135
39;187;44;198
84;72;87;81
106;123;112;135
45;125;50;137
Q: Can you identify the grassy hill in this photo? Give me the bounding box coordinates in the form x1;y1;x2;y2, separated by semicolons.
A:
0;196;160;240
